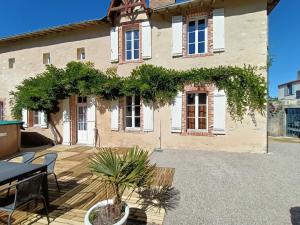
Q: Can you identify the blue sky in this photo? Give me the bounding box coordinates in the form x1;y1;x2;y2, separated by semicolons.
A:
0;0;293;97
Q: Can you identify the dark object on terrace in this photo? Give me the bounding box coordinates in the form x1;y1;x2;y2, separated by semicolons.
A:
5;152;35;164
32;153;60;192
0;172;50;225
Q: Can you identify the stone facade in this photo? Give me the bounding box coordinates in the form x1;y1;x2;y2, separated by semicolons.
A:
0;0;272;152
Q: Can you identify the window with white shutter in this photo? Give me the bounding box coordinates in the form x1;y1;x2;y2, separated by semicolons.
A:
213;8;225;52
110;27;119;62
213;90;226;134
172;16;183;56
143;101;154;132
22;109;28;128
171;92;182;132
142;21;152;59
111;100;119;131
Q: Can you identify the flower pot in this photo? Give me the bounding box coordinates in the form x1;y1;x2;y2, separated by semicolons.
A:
84;199;130;225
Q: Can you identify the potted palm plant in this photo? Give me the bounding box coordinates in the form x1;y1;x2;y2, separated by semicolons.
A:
85;147;156;225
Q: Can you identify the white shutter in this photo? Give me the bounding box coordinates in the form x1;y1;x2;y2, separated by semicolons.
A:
172;16;183;56
22;109;28;128
62;98;71;145
142;21;152;59
110;27;119;62
213;90;226;134
143;101;154;132
40;111;48;128
171;92;182;132
111;100;119;131
213;8;225;52
87;97;96;146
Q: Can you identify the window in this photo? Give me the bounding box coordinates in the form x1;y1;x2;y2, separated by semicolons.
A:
8;58;15;69
0;101;3;120
186;93;207;130
188;18;207;55
286;84;293;95
33;111;42;126
125;96;141;129
296;91;300;99
77;48;86;60
43;53;51;65
77;96;87;103
125;30;139;61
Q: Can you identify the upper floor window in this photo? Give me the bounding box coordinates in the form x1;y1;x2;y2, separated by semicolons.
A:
8;58;15;69
0;101;3;120
77;48;86;60
125;30;139;61
186;93;207;130
286;83;293;95
125;95;140;129
296;91;300;99
43;53;51;65
188;18;207;55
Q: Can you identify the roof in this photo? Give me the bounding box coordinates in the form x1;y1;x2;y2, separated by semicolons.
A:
153;0;280;14
278;79;300;88
0;17;107;45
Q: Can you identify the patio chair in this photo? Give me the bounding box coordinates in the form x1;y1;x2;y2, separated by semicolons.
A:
32;153;60;192
0;172;50;225
5;152;35;164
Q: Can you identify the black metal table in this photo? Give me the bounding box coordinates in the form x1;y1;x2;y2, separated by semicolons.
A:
0;161;49;206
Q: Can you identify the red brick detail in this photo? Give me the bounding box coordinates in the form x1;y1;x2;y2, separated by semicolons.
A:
150;0;175;9
118;23;143;64
181;84;215;136
28;111;33;127
182;7;214;58
118;97;144;132
69;96;77;145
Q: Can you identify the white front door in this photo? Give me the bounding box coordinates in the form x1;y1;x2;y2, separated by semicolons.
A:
77;97;88;144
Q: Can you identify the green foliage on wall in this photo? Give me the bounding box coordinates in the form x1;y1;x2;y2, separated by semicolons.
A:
10;61;267;121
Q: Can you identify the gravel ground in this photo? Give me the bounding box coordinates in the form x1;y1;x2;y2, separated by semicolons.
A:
150;140;300;225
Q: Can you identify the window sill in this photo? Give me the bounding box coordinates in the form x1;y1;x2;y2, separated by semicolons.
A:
119;59;143;65
183;53;213;58
125;128;141;132
187;129;208;133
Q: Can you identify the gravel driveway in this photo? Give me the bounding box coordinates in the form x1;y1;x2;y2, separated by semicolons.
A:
150;140;300;225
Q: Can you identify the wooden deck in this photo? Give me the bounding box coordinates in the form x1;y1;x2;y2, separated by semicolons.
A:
0;146;175;225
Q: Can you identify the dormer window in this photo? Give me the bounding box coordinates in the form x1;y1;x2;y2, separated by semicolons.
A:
43;53;51;65
77;48;86;60
125;30;139;61
188;18;207;55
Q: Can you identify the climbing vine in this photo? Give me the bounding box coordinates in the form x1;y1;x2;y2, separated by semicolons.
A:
10;61;267;121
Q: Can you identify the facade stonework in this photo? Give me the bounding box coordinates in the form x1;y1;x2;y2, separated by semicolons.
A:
0;0;273;153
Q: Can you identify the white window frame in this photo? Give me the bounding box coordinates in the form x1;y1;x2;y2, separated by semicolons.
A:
8;58;15;69
33;111;42;127
187;17;208;55
186;93;208;132
125;30;140;61
77;48;86;60
43;53;51;65
125;96;141;130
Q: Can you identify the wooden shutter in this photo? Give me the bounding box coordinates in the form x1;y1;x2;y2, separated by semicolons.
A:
172;16;183;56
62;98;71;145
40;111;48;128
142;21;152;59
213;8;225;52
171;92;182;132
22;109;28;128
111;100;119;131
143;101;154;132
87;97;96;146
110;27;119;62
213;90;226;134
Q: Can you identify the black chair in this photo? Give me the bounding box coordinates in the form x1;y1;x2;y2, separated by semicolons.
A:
0;172;50;225
5;152;35;164
32;153;60;192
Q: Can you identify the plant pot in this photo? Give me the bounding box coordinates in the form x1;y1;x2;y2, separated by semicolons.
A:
84;199;130;225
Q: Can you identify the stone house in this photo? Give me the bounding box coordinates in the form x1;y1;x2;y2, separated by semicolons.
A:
0;0;279;152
